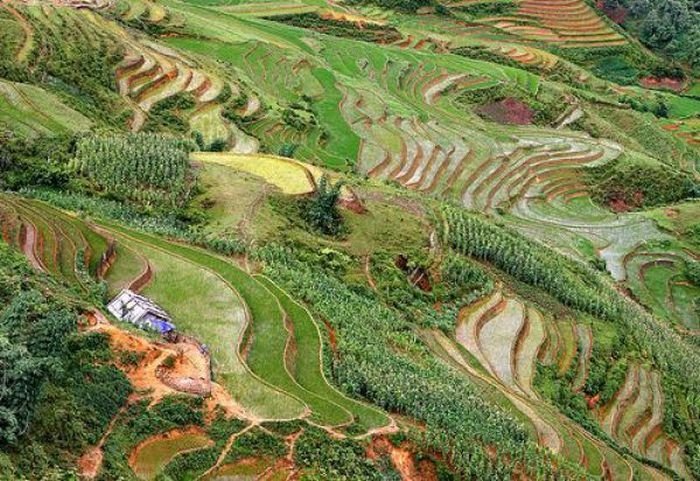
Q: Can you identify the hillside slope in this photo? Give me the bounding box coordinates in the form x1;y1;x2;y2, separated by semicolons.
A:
0;0;699;479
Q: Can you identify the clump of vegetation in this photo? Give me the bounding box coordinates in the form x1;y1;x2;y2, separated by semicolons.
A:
0;244;130;476
452;0;516;18
685;260;700;285
71;133;196;208
295;427;398;479
601;0;700;70
302;175;346;236
584;154;699;211
456;83;564;126
272;13;402;43
345;0;435;13
142;92;196;134
0;132;75;191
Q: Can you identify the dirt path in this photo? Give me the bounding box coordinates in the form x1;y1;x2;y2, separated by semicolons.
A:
2;4;33;62
196;424;257;480
20;221;45;271
85;311;210;406
236;183;271;240
77;405;128;479
363;255;378;291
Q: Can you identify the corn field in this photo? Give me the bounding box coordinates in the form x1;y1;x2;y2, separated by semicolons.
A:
72;133;194;208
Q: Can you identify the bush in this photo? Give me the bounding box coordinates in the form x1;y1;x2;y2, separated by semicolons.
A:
302;175;346;236
585;154;698;211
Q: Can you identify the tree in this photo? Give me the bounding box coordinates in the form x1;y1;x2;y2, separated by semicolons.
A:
303;175;345;236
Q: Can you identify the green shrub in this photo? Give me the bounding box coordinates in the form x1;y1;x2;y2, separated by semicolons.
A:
585;153;698;210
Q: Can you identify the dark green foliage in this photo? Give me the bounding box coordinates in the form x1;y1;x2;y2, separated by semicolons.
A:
279;143;298;158
208;138;228;152
73;133;196;208
344;0;435;13
0;243;130;475
206;414;247;445
685;260;700;285
294;427;393;480
592;55;639;84
585;155;699;210
224;429;286;464
0;133;75;191
143;93;196;134
452;0;516;17
272;13;403;43
302;175;345;236
192;131;206;150
619;95;670;117
602;0;700;69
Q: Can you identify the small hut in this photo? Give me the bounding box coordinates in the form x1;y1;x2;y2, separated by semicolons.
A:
107;289;175;334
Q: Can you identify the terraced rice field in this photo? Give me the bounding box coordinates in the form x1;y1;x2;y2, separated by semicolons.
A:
0;196;390;430
446;290;673;479
256;276;390;430
1;3;33;61
192;152;318;195
0;195;110;288
129;427;213;480
598;365;690;477
75;8;259;149
481;0;627;48
154;2;666;287
102;224;390;431
0;79;91;137
490;44;558;70
624;248;700;330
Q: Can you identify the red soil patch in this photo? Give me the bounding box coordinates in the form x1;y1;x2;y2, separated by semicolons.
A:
395;254;432;292
322;319;338;356
157;336;212;396
587;393;601;410
77;446;104;480
85;311;211;404
640;77;685;92
596;1;628;23
339;192;367;214
368;437;438;481
608;191;644;212
664;208;680;218
477;98;534;125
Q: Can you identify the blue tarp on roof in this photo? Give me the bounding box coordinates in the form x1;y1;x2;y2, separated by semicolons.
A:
151;318;176;333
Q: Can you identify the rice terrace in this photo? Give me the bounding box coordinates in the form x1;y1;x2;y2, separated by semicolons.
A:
0;0;699;478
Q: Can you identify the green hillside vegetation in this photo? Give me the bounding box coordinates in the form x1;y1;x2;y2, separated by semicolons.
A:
1;0;700;478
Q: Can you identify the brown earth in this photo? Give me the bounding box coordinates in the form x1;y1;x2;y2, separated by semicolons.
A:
84;311;211;405
597;0;628;23
367;436;438;481
477;98;535;125
640;77;685;92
